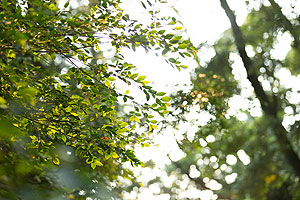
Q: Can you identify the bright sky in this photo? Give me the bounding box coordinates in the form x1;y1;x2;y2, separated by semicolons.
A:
118;0;300;199
118;1;247;199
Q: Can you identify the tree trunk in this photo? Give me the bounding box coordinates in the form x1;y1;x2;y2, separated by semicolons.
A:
219;0;300;177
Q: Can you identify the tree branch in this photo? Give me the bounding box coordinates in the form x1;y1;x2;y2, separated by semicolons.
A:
219;0;300;177
219;0;272;114
268;0;299;49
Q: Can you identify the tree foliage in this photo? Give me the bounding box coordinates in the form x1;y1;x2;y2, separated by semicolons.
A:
3;0;300;199
0;0;194;199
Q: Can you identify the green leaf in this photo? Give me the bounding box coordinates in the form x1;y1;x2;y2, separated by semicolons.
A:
111;152;119;158
56;83;62;92
95;160;103;166
116;128;130;134
156;92;166;96
170;39;179;44
158;30;166;34
165;34;174;39
151;103;158;108
168;58;176;63
180;65;188;69
137;76;146;81
65;107;72;112
161;96;171;102
183;52;192;57
131;73;139;79
105;79;110;87
53;157;60;165
70;112;78;116
49;3;58;11
161;110;169;114
64;1;69;8
91;162;96;169
107;77;116;81
61;135;66;142
120;122;128;127
143;143;150;147
150;120;157;124
178;43;188;49
105;153;111;160
0;97;8;109
162;48;169;55
130;116;140;123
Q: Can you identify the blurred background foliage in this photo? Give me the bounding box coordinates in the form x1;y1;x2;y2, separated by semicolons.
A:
139;0;300;199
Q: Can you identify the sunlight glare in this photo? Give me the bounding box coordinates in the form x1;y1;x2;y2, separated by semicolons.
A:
225;173;237;184
237;149;251;165
226;154;237;165
206;135;215;143
206;179;222;190
189;165;201;178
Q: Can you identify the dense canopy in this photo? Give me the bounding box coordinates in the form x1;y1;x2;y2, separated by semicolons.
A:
0;0;194;199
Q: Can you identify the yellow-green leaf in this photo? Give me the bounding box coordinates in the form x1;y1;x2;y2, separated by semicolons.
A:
95;160;103;166
56;83;62;92
152;125;158;129
116;128;130;134
156;92;166;96
134;116;140;123
111;152;119;158
65;107;72;112
143;143;150;147
107;77;116;81
0;97;8;109
91;162;96;169
105;153;111;160
178;43;188;49
137;76;146;81
120;122;128;127
61;135;66;142
53;157;60;165
71;112;78;116
49;3;58;11
105;79;110;87
161;96;171;102
180;65;188;68
174;27;183;30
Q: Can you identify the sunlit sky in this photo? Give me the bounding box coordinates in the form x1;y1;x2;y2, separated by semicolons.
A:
117;1;250;199
59;0;299;199
118;0;300;199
